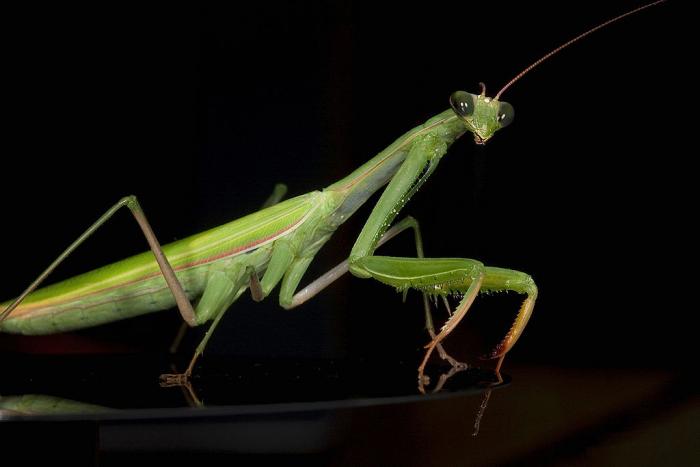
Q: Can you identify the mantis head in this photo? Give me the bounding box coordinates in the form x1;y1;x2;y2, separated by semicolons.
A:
449;90;514;145
448;1;665;146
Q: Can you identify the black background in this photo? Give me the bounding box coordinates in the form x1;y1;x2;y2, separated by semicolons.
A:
2;1;687;371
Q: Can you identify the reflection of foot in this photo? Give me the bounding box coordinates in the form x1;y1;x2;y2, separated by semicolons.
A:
159;371;202;407
418;372;431;394
159;372;190;387
440;350;467;371
431;364;470;393
418;329;469;393
417;360;470;394
428;329;468;371
422;362;472;394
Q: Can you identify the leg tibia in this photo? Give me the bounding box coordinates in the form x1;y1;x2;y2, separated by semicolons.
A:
481;266;538;360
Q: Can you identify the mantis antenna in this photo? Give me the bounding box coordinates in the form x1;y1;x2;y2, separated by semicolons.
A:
494;0;667;100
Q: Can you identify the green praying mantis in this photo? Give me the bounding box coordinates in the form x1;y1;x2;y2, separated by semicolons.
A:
1;1;665;392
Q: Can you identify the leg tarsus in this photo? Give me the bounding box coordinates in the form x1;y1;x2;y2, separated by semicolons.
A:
159;370;192;387
159;343;200;387
160;364;203;407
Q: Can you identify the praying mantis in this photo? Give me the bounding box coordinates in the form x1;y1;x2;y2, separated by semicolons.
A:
1;2;665;392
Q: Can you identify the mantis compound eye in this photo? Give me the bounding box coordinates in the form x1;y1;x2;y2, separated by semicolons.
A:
497;101;515;128
450;91;475;118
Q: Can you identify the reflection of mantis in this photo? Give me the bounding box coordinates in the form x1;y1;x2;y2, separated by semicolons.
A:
0;365;496;418
0;2;663;391
0;394;112;417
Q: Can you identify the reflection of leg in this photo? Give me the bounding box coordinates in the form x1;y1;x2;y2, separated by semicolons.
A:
169;321;189;354
430;363;469;393
471;371;504;436
472;389;492;436
166;362;203;407
180;380;203;408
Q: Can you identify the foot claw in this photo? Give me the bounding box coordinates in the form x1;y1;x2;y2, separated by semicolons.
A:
159;372;190;387
452;360;468;370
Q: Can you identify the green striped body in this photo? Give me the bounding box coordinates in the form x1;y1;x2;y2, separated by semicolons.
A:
0;192;329;335
1;107;471;336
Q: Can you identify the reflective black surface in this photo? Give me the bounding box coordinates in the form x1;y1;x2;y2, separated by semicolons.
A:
2;355;696;466
1;354;505;418
2;354;509;463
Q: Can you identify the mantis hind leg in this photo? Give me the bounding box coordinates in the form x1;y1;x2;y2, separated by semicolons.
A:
163;235;300;386
0;195;197;326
